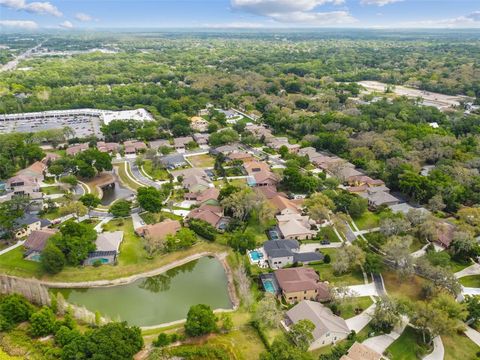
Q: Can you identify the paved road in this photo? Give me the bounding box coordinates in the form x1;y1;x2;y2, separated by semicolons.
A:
362;316;408;354
455;263;480;279
128;161;162;189
372;273;387;296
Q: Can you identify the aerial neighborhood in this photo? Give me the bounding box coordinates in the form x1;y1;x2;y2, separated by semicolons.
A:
0;29;479;360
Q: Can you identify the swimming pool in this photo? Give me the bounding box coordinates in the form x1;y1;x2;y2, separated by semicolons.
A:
263;279;275;293
249;250;263;261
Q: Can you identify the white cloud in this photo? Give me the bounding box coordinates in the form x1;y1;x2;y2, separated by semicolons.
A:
0;0;62;17
75;12;93;22
59;20;73;29
395;11;480;28
360;0;403;6
230;0;355;25
0;19;38;29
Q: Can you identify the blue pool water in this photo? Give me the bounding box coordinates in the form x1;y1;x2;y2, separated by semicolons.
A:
263;279;275;293
249;250;263;261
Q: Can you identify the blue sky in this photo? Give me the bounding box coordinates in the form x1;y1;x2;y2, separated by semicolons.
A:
0;0;479;30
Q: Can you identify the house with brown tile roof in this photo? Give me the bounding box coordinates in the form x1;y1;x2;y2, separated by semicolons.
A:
244;160;270;175
173;136;194;151
186;204;228;229
340;342;383;360
149;139;172;150
66;143;89;156
171;168;212;192
136;219;181;241
347;175;385;188
276;213;317;240
434;221;456;248
226;151;253;162
97;141;121;154
193;133;210;146
275;267;330;304
190;116;209;132
124;140;147;154
284;300;349;350
42;152;61;165
17;161;46;181
185;187;220;205
24;228;57;261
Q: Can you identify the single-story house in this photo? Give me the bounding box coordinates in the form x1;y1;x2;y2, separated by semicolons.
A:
173;136;194;151
149;139;172;150
17;161;46;183
340;342;383;360
267;137;300;153
276;213;317;240
210;143;242;156
190;116;209;132
186;204;229;230
359;188;401;208
226;151;253;162
171;168;212;193
245;124;273;141
256;187;300;214
160;153;187;169
275;267;330;303
435;221;456;248
42;152;61;165
85;231;124;265
23;228;57;261
97;141;121;154
66;143;89;156
193;133;210;146
124;140;147;154
284;300;350;350
263;239;323;269
185;187;220;205
136;219;181;241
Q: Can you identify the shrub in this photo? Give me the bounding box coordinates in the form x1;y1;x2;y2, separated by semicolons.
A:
30;306;56;337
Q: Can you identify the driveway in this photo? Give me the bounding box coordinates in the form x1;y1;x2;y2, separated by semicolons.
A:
298;242;342;253
345;283;379;297
455;263;480;279
362;317;408;354
346;303;375;333
465;326;480;347
423;336;444;360
131;213;145;231
462;287;480;296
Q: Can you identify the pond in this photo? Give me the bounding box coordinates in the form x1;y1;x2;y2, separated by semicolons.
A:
100;180;133;206
54;257;232;326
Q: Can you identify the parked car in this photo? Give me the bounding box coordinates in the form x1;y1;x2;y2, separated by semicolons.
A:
320;240;330;245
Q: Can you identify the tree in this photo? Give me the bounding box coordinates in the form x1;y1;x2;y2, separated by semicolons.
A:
221;187;261;221
137;186;164;213
288;319;315;351
254;293;283;329
464;296;480;327
109;199;131;217
79;194;101;210
220;313;233;333
59;201;88;219
304;193;334;222
51;221;97;266
379;216;411;236
165;228;197;252
332;245;365;275
234;263;254;308
0;198;27;239
187;218;217;241
450;231;480;262
382;235;414;278
370;297;403;333
260;338;313;360
41;243;66;274
0;294;34;331
55;326;82;347
30;306;56;337
227;230;256;254
184;304;217;337
208;129;239;147
348;197;368;219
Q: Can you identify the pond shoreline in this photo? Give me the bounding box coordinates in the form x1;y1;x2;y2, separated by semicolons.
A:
37;251;239;310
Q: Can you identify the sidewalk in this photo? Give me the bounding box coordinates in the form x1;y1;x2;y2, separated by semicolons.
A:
465;326;480;347
0;240;25;256
423;336;444;360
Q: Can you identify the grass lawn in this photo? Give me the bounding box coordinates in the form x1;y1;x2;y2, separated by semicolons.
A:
353;211;381;230
337;296;374;319
142;160;169;181
409;236;426;252
443;331;480;360
187;154;215;168
386;326;432;360
310;249;365;286
317;226;341;242
245;216;269;246
460;275;480;288
116;162;143;190
41;186;65;195
0;247;43;277
449;259;473;273
382;270;428;302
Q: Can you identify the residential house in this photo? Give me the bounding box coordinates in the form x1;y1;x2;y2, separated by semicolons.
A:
226;151;253;163
340;342;383;360
275;267;330;304
267;137;300;153
185;187;220;205
284;300;350;350
14;214;51;239
17;161;46;183
149;139;172;150
85;231;124;265
358;188;401;208
256;186;300;214
173;136;194;152
210;144;242;156
245;124;273;141
136;219;181;241
276;212;317;240
347;175;385;188
42;152;61;165
263;239;323;269
171;168;212;193
186;204;229;230
124;140;147;155
97;141;121;154
190;116;209;132
435;221;456;248
23;228;57;261
66;143;89;156
193;133;210;146
160;153;187;170
216;109;236;119
244;160;279;188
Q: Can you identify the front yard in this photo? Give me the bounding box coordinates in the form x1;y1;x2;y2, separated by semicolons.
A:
337;296;374;319
310;249;365;286
142;160;170;181
459;275;480;288
186;154;215;168
386;326;432;360
382;270;429;302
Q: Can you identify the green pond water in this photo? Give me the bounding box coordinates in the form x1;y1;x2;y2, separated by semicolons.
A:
54;257;232;326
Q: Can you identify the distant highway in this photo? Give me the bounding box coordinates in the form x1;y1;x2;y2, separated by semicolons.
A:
0;43;43;72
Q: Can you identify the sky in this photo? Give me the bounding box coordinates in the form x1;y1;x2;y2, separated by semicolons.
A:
0;0;479;30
